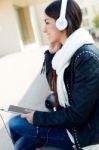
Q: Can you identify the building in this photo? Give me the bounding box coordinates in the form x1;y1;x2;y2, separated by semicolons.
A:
0;0;99;57
0;0;52;57
76;0;99;32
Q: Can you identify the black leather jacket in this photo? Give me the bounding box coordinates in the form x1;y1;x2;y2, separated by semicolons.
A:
33;44;99;149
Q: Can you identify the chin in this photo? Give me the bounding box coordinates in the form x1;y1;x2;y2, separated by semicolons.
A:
48;37;54;43
48;38;52;42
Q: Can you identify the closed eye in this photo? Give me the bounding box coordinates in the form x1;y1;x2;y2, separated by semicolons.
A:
45;22;49;25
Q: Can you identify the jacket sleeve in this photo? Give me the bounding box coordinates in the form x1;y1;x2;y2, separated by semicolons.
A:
33;51;99;128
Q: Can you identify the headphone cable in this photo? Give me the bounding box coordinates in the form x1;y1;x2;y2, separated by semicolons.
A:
0;112;14;146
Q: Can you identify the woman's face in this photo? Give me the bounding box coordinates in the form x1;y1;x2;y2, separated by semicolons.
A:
43;13;66;45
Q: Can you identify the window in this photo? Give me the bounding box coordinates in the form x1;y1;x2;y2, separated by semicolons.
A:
82;18;89;27
82;8;88;16
16;6;35;45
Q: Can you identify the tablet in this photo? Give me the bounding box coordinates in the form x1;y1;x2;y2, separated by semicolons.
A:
0;105;33;114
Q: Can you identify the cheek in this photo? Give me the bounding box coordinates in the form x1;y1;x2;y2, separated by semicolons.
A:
48;25;61;42
53;30;61;41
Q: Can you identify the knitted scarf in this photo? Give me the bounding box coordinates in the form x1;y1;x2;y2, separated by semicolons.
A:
52;28;94;107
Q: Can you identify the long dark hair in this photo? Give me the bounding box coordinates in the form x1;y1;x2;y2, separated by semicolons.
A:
45;0;82;37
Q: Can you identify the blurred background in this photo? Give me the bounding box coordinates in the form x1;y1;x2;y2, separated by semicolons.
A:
0;0;99;57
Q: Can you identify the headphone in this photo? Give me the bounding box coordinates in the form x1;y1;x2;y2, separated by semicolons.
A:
56;0;68;31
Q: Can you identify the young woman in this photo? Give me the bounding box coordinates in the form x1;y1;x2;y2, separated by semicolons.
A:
9;0;99;150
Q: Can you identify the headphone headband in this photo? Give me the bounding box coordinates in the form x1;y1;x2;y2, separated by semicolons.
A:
56;0;68;31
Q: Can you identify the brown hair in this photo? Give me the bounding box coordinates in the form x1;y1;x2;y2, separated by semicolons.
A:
45;0;82;37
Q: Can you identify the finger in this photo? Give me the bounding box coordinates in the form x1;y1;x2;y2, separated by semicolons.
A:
21;114;27;118
24;109;32;113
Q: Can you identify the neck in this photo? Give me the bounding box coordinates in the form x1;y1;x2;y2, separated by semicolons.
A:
60;32;67;44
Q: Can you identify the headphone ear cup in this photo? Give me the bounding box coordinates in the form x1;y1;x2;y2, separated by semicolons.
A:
56;0;68;31
56;18;68;31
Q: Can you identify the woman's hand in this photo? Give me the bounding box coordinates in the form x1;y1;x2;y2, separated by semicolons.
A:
49;42;62;54
21;109;34;124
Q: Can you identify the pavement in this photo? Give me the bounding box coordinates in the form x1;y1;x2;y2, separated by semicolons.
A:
0;47;51;150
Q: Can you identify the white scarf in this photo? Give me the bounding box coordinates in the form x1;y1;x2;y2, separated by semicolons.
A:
52;28;94;107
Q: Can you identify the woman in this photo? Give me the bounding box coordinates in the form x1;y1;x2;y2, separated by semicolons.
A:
9;0;99;150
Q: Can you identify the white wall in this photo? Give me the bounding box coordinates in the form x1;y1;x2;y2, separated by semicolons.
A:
33;1;53;45
0;0;23;57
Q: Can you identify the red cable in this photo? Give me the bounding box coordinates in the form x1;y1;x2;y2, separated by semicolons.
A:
0;112;52;150
0;113;14;145
39;128;52;150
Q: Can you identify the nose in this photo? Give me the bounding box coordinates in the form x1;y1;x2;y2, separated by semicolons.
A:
43;25;47;33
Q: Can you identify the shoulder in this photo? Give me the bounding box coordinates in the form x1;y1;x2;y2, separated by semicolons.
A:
72;44;99;68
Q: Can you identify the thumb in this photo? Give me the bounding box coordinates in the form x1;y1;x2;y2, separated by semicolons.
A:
21;113;27;118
